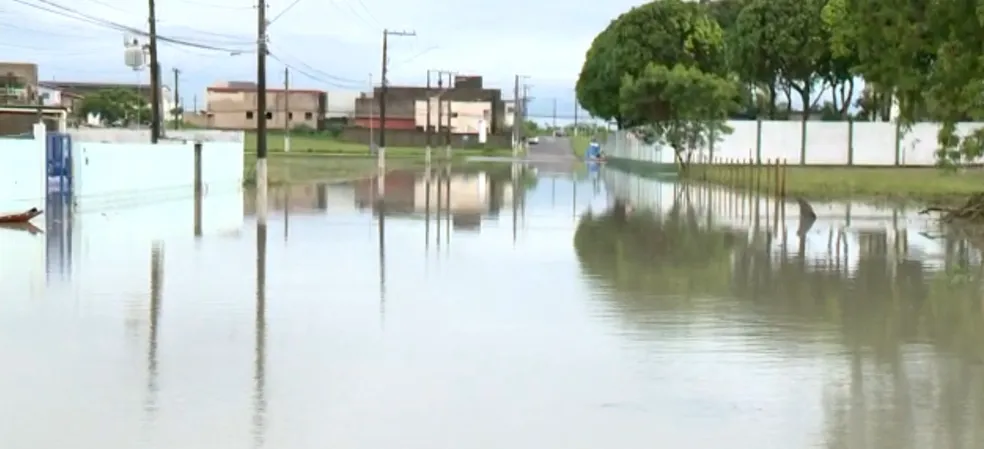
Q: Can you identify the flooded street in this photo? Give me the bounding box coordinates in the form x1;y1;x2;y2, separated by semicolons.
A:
2;164;984;448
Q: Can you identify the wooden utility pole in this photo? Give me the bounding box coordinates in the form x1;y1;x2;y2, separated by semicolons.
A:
446;72;453;150
148;0;161;143
172;68;180;130
255;0;269;223
378;29;416;154
513;75;520;155
283;66;290;152
425;70;432;155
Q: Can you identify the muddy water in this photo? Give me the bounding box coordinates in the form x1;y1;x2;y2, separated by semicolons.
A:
0;165;982;449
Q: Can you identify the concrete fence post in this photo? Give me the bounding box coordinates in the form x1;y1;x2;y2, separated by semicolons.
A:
846;120;855;166
799;119;807;165
755;117;763;165
893;121;902;166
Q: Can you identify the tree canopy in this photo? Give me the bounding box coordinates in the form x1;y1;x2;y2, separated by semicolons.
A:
576;0;984;164
77;88;150;126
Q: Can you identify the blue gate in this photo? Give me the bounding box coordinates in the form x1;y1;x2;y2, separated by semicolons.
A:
46;132;72;197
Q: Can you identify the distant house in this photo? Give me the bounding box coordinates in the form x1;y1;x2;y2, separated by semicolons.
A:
352;76;506;134
204;81;327;130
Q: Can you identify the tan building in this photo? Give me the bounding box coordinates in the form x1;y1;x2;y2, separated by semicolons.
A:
414;99;496;134
204;81;327;130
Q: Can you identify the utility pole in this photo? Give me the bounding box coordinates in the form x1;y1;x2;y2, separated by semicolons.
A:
513;75;520;156
521;83;532;148
172;68;180;130
256;0;269;220
436;74;443;153
148;0;161;143
369;73;374;153
552;98;557;130
425;70;432;164
283;66;290;152
378;28;416;170
573;101;578;136
445;72;454;156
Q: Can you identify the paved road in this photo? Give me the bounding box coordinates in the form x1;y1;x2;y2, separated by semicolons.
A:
528;136;579;175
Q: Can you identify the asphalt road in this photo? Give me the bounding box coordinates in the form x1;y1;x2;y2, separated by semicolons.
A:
528;136;578;174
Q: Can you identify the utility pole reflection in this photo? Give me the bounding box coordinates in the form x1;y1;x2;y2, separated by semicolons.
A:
252;190;268;448
377;171;387;327
444;164;451;252
511;163;519;245
145;241;164;417
424;165;431;252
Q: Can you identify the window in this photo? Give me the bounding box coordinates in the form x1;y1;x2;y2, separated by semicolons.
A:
287;112;293;120
304;112;313;120
246;111;254;119
506;106;514;114
451;112;459;118
265;111;273;119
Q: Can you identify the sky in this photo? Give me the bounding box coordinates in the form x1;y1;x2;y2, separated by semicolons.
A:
1;0;649;123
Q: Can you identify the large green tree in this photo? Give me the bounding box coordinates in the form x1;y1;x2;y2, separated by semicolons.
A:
732;0;830;120
575;0;729;128
77;88;150;126
619;64;738;169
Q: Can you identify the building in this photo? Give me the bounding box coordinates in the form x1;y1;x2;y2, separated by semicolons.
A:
0;62;39;105
352;76;506;134
204;81;327;130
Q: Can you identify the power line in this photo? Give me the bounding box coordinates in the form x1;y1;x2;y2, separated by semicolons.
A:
268;52;364;89
267;45;364;84
12;0;251;53
269;0;303;25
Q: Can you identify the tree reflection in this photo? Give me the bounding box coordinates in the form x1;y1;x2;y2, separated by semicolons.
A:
574;199;984;448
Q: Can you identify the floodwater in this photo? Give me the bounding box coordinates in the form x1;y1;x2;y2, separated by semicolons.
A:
2;163;984;449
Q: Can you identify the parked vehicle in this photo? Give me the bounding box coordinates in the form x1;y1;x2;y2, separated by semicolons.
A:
527;136;540;145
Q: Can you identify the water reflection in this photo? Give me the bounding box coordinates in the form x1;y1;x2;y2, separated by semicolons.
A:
146;241;163;416
20;164;984;448
253;212;268;447
583;170;984;448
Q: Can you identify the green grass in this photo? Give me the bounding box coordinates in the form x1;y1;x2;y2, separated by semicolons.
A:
691;164;984;201
244;131;512;157
571;135;591;158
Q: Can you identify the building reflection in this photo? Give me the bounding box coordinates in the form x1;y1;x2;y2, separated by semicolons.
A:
353;169;516;232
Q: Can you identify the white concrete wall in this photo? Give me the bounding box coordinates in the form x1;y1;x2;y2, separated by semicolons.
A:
71;141;243;211
0;124;46;213
606;121;984;166
67;128;244;143
0;124;46;301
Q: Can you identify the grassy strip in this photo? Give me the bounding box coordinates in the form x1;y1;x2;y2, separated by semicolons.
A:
570;135;590;158
245;132;512;156
690;164;984;202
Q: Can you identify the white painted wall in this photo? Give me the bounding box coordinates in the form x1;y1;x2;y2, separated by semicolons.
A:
0;124;46;213
68;128;243;143
0;124;46;301
605;120;984;166
71;140;243;211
